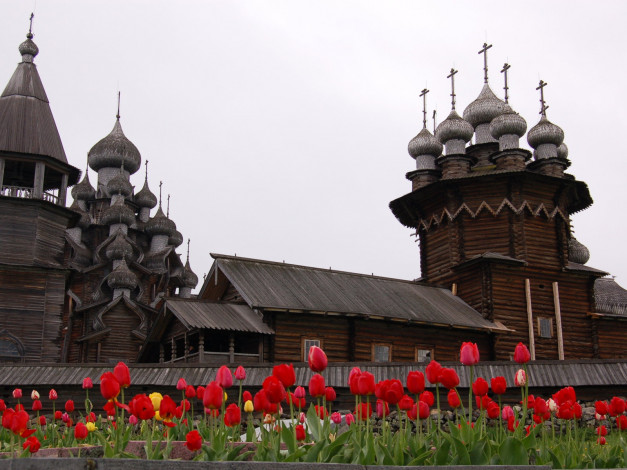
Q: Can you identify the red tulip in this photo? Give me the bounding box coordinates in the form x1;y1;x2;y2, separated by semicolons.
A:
263;376;287;403
406;371;425;394
216;366;233;389
418;400;430;419
476;395;491;410
315;404;328;419
0;400;6;412
185;385;196;399
99;372;120;400
55;410;63;420
439;368;459;390
354;403;372;421
293;386;305;399
472;377;489;397
74;422;88;440
272;364;296;388
331;412;342;424
596;425;608;436
425;360;442;384
23;436;40;453
224;403;241;427
12;389;22;399
113;362;131;388
357;371;376;396
82;377;93;389
176;378;187;390
196;386;205;401
419;390;434;407
159;395;177;422
398;394;414;411
32;400;42;412
597;436;607;445
617;415;627;430
234;366;246;381
595;400;609;417
49;389;58;400
129;394;155;421
308;374;325;398
325;387;336;402
10;409;30;436
460;342;479;365
308;346;328;372
376;399;389;417
65;400;74;413
534;397;548;416
203;382;223;410
295;424;306;441
185;430;203;451
447;389;461;408
491;376;507;395
609;396;626;417
513;342;531;364
1;408;14;430
487;401;500;419
243;390;253;403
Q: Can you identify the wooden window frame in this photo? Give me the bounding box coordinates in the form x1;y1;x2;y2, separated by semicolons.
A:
302;338;322;362
414;347;434;363
537;317;553;339
371;343;392;362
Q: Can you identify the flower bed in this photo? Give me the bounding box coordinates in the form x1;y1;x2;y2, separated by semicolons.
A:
0;343;625;467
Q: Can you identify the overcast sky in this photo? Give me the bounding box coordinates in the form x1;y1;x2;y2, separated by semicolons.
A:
1;1;626;289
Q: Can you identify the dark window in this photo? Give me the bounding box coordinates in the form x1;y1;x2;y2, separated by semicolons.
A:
538;317;553;338
372;344;391;362
302;339;320;361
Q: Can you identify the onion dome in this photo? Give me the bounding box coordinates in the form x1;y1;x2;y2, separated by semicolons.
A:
107;169;133;197
490;112;527;140
106;231;133;261
71;171;96;201
568;237;590;265
169;229;184;247
135;180;158;209
183;260;199;288
408;128;442;159
557;143;569;159
145;206;176;237
19;33;38;62
88;119;141;174
527;116;564;149
107;259;138;291
69;200;91;230
463;84;512;128
435;110;473;147
101;198;135;226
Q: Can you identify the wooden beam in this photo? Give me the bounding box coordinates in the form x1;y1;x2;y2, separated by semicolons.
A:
553;281;564;360
33;162;45;199
525;278;536;360
0;158;4;190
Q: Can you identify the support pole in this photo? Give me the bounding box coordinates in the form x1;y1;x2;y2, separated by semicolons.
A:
553;281;564;360
525;279;536;360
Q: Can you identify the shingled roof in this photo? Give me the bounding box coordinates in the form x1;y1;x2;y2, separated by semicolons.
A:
594;277;627;317
203;254;503;332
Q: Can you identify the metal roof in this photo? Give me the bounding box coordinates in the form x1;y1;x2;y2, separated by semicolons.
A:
0;49;68;163
165;299;274;334
0;359;624;389
208;254;500;332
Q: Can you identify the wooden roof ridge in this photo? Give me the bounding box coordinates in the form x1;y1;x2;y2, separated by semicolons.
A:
210;253;425;285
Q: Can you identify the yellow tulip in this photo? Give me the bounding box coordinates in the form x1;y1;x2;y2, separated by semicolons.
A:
86;422;96;432
244;400;254;413
149;392;163;412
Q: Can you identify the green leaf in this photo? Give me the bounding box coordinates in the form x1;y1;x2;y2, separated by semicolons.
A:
434;438;452;466
306;405;321;441
303;438;327;462
469;440;489;465
499;436;529;465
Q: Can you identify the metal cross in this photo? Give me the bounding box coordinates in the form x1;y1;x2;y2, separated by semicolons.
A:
186;239;191;263
158;181;163;206
144;160;149;181
447;68;458;110
478;43;493;83
116;91;121;120
501;63;511;103
28;13;34;36
536;80;549;116
167;194;171;217
419;88;429;128
432;110;437;133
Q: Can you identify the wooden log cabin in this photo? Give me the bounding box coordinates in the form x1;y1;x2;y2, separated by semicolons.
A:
0;26;624;366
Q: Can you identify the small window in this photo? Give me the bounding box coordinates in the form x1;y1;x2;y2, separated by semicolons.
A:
372;343;392;363
538;317;553;338
302;338;321;361
415;348;432;363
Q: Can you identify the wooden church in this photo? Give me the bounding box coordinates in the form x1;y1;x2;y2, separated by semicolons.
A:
0;25;624;366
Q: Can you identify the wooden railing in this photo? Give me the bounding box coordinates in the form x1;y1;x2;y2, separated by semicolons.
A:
0;186;58;204
165;351;261;364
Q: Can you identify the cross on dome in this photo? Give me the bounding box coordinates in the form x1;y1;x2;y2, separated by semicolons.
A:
447;68;458;110
419;88;429;129
501;63;511;104
536;80;549;116
478;42;493;83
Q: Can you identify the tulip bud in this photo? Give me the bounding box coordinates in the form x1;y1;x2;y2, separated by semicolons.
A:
502;405;514;421
62;412;70;423
49;389;58;400
12;389;22;399
30;390;39;400
234;366;246;381
345;413;355;426
514;369;526;387
244;400;254;413
129;415;138;425
547;398;557;412
294;386;306;399
176;378;187;390
307;346;328;373
331;412;342;424
82;377;93;389
299;412;306;423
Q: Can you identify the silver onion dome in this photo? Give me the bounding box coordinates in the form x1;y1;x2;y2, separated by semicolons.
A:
101;198;135;226
107;259;138;290
135;180;158;209
408;127;442;159
107;170;133;198
463;84;512;128
145;206;176;238
183;260;199;288
557;143;569;159
106;231;134;261
490;112;527;140
435;110;474;145
18;33;38;61
71;172;96;201
568;237;590;265
70;200;92;230
169;229;184;247
527;116;564;149
88;119;141;174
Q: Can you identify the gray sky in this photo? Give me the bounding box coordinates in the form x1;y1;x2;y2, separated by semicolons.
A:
1;1;626;288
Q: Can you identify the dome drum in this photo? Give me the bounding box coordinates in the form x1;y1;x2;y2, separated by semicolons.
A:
473;123;498;145
489;149;531;171
527;156;570;178
408;170;440;191
415;154;438;171
444;139;467;156
436;154;475;179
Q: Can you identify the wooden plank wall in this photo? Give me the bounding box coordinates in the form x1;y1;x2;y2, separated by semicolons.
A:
595;320;627;358
85;303;144;363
